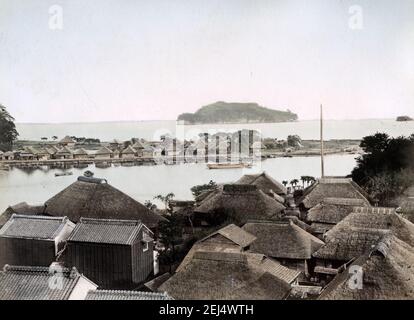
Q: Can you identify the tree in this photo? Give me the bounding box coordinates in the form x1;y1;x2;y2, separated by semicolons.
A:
52;136;58;141
144;200;157;211
190;180;217;198
154;193;175;211
290;179;299;189
41;137;48;141
282;180;288;187
0;104;19;151
351;133;414;205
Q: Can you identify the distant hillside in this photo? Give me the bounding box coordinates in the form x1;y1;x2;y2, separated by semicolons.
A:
177;101;298;124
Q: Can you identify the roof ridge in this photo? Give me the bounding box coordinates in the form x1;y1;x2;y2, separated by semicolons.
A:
10;214;68;222
79;217;141;225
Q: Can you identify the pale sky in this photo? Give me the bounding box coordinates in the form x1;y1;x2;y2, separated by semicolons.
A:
0;0;413;123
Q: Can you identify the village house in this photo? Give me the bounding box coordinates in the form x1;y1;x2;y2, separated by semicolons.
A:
142;145;155;158
45;145;60;159
63;218;154;289
73;148;89;159
109;139;123;150
236;171;287;196
312;207;414;283
59;136;76;148
296;177;370;212
242;220;324;279
43;176;167;230
0;151;14;161
24;146;50;160
306;197;371;238
0;214;75;268
319;234;414;300
121;145;136;159
94;146;113;159
194;184;285;226
0;202;45;228
15;149;35;161
158;251;296;300
0;264;97;300
132;140;146;157
85;289;172;300
55;146;74;159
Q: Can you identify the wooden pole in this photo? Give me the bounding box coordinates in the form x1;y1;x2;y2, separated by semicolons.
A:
320;104;325;178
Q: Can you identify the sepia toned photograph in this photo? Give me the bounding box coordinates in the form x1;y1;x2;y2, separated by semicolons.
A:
0;0;413;306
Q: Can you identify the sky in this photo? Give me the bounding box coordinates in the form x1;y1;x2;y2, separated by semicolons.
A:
0;0;413;123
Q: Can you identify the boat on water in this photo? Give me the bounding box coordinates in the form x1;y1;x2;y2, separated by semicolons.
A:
55;171;73;177
207;163;252;170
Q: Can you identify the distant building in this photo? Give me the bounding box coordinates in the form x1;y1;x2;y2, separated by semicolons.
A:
64;218;154;289
0;265;97;300
121;145;136;159
235;172;287;196
94;146;113;159
59;136;76;148
55;146;73;159
73;148;89;159
0;214;75;268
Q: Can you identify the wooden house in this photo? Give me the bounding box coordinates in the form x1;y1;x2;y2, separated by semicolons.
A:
132;141;146;157
55;146;73;159
306;197;371;238
25;146;50;160
121;146;136;159
0;214;75;268
319;234;414;300
85;289;172;300
0;265;97;300
73;148;89;159
64;218;154;289
312;207;414;282
0;151;14;160
94;146;113;159
59;136;76;148
194;184;285;226
296;177;370;211
109;139;123;149
159;251;296;300
236;172;287;196
15;149;35;160
44;176;167;229
242;220;324;278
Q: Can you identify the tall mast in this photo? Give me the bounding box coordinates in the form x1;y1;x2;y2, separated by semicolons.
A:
320;104;325;178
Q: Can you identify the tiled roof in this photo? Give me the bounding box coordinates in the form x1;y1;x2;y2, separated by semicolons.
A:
85;290;172;300
0;214;71;240
67;218;148;245
0;265;85;300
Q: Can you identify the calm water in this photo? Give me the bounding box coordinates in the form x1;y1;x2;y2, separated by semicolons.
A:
16;119;414;141
0;154;358;211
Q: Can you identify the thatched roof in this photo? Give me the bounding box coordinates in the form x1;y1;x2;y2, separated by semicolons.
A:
319;235;414;300
132;141;146;149
313;207;414;261
307;197;370;225
159;251;292;300
194;184;285;221
242;221;324;260
144;273;172;292
297;178;370;209
176;224;257;272
55;146;73;155
235;172;287;195
122;146;136;154
73;148;88;156
59;136;75;144
95;146;113;156
44;176;166;228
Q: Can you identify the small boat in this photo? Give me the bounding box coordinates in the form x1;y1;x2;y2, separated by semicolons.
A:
55;171;73;177
207;163;252;170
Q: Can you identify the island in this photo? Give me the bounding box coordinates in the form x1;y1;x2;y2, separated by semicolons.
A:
396;116;413;122
177;101;298;124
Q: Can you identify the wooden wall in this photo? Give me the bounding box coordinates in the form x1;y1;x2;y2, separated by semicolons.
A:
0;238;56;268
